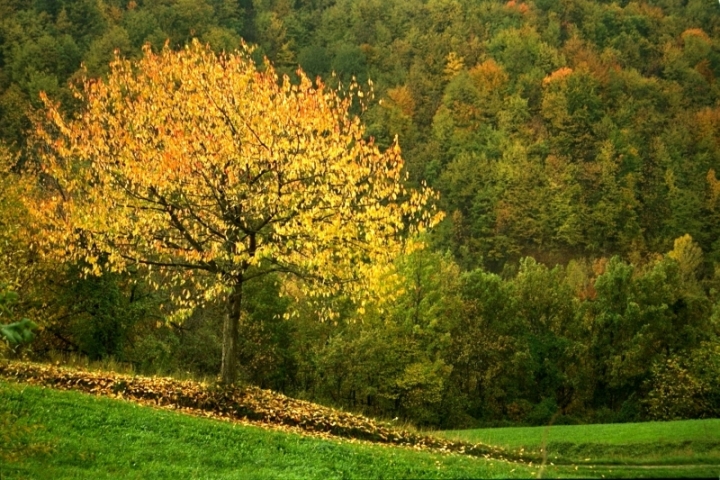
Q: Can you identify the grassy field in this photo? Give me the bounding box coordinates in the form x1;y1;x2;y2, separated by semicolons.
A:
2;379;719;479
440;420;720;477
0;380;537;480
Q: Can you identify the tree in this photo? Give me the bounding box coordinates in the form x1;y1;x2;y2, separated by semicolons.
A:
31;40;441;384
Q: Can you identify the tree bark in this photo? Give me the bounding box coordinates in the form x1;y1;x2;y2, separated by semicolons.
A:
220;279;243;385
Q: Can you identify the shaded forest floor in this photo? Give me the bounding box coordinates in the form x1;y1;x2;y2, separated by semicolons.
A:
1;361;719;478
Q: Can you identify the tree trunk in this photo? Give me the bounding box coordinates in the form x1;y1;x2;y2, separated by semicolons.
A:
220;279;243;385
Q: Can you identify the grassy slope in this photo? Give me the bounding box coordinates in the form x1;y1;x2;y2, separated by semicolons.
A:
0;381;538;480
3;378;719;479
440;421;720;474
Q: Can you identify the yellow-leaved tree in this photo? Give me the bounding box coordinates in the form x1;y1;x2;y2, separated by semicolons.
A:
30;40;442;384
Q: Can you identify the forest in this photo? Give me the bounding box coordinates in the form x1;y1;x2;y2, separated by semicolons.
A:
0;0;719;429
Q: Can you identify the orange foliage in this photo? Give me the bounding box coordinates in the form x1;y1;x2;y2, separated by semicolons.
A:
562;37;618;84
29;40;442;319
468;59;509;93
695;59;714;84
682;28;710;44
592;257;608;277
707;169;720;208
505;0;529;14
542;67;573;86
578;281;597;301
360;43;376;63
386;85;416;118
695;107;720;145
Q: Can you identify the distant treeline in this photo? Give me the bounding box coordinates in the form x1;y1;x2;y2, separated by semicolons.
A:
1;0;720;427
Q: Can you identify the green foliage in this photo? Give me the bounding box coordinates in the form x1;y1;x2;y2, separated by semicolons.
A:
646;341;720;420
303;250;462;427
332;43;367;81
0;319;37;347
0;287;37;352
39;268;157;362
590;249;715;408
298;45;331;79
236;274;294;389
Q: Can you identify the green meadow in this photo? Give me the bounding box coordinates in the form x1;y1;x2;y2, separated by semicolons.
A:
0;380;536;480
3;379;720;479
440;420;720;478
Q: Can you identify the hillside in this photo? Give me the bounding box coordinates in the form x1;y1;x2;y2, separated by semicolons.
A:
0;361;515;460
3;366;719;478
2;0;720;263
0;0;719;430
0;379;537;479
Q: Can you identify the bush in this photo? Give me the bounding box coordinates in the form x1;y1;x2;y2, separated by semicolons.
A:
0;287;37;357
646;342;720;420
526;397;560;425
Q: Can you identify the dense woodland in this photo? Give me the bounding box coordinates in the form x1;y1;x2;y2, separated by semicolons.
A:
1;0;720;428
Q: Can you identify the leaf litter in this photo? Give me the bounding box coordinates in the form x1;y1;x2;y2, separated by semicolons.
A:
0;360;528;463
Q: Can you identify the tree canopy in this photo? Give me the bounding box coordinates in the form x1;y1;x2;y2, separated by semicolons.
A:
30;40;441;383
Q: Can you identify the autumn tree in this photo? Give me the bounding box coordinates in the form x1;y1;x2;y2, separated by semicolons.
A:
31;40;441;384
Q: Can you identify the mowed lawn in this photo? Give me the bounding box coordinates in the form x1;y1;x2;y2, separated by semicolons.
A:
440;418;720;477
0;380;538;480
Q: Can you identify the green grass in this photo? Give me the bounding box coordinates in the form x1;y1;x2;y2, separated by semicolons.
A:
441;419;720;447
439;420;720;474
3;379;719;479
0;381;538;480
